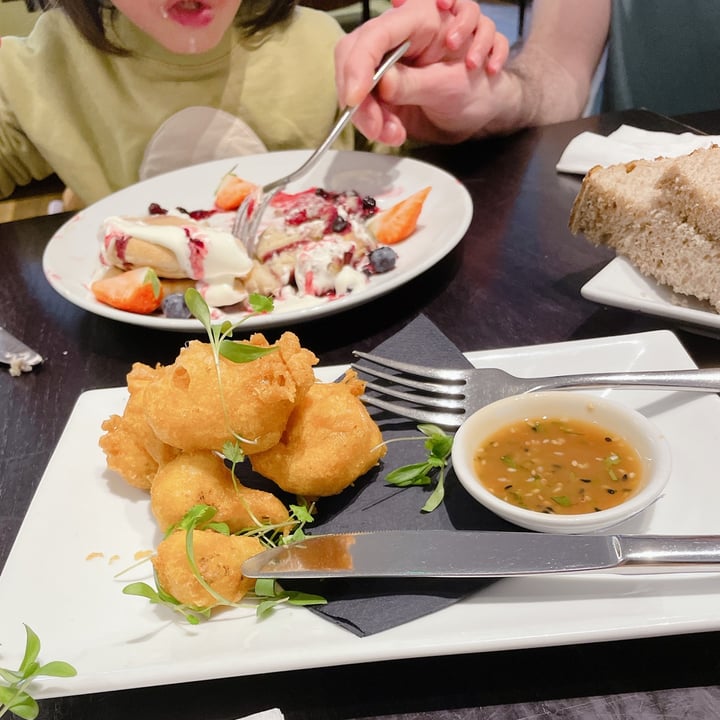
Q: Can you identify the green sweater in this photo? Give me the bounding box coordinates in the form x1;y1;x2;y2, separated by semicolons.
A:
0;7;352;203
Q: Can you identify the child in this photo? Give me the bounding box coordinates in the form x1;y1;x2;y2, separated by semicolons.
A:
0;0;504;207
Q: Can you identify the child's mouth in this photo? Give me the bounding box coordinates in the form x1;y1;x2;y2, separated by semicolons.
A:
164;0;214;27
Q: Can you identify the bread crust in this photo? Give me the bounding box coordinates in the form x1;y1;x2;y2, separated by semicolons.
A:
569;149;720;312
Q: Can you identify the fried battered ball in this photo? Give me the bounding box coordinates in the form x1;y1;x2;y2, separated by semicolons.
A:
150;450;289;533
152;529;262;608
99;362;180;489
250;370;387;497
141;332;317;454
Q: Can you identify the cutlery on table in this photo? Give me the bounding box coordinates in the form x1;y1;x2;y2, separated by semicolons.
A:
241;530;720;579
232;40;411;254
0;326;43;375
352;351;720;428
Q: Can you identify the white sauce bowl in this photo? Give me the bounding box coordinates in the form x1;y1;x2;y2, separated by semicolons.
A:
451;391;672;534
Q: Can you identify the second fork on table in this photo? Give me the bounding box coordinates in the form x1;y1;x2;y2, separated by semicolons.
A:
352;350;720;429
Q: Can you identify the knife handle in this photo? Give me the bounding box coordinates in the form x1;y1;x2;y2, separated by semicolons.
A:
619;535;720;567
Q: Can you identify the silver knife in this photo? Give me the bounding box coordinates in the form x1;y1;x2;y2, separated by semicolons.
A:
241;530;720;579
0;326;43;373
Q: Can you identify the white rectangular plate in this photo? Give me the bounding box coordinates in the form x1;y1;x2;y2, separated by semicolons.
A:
582;256;720;330
2;330;720;699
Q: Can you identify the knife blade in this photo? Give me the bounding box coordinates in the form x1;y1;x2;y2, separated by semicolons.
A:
241;530;720;579
0;326;43;374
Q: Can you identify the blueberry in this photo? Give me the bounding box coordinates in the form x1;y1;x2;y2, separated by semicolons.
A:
332;216;349;233
361;196;377;217
368;246;398;274
162;292;192;319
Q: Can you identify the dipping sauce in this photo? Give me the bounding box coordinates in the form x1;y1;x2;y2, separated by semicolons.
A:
472;416;643;515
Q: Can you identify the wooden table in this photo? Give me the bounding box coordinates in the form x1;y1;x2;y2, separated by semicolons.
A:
3;108;720;719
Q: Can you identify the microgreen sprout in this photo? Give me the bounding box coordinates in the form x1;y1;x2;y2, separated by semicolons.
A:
144;268;161;298
252;578;327;619
169;503;230;537
123;579;212;625
384;424;454;512
123;505;231;624
233;502;316;548
0;625;76;720
223;440;246;491
184;287;276;365
123;502;326;621
184;287;276;449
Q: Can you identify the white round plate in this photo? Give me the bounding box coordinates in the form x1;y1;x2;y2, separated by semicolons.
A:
42;150;473;332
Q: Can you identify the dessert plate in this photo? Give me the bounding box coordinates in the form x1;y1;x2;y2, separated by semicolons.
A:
42;150;472;332
2;330;720;699
581;256;720;330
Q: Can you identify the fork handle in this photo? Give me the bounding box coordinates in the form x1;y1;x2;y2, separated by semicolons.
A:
528;368;720;393
279;40;411;189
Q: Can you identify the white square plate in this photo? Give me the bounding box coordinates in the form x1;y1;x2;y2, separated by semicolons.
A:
2;330;720;699
582;256;720;330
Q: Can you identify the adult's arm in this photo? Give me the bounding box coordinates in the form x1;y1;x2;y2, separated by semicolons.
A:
335;0;509;145
336;0;610;144
483;0;611;134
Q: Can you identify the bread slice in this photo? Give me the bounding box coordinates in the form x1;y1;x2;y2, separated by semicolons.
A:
656;144;720;240
569;154;720;312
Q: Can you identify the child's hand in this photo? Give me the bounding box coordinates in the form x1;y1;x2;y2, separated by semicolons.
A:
334;0;509;145
390;0;507;72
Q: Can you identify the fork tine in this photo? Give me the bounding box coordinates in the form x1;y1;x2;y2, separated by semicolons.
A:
352;351;467;382
360;394;464;429
245;189;276;247
362;380;466;410
233;185;284;256
352;363;465;397
232;192;255;248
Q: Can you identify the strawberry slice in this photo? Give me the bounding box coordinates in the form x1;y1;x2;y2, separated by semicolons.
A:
91;267;163;314
370;186;431;245
215;173;257;211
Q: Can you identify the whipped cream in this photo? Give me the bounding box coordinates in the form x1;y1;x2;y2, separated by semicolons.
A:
293;237;369;297
102;214;253;282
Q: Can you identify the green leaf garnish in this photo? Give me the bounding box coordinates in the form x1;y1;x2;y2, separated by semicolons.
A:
385;462;432;487
247;293;274;313
0;625;76;720
123;502;326;622
184;286;212;331
384;424;453;512
217;340;276;364
182;287;277;454
252;579;327;619
222;440;246;491
143;268;161;298
122;582;210;625
551;495;572;507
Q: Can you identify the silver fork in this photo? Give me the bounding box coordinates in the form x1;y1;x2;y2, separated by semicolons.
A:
232;40;411;256
352;351;720;429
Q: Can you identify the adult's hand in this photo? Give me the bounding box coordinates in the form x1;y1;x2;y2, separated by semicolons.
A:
335;0;509;145
365;53;513;144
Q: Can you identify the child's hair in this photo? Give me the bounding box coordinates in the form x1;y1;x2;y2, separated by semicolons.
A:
50;0;297;54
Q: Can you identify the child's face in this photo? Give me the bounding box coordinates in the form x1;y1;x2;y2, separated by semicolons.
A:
112;0;243;53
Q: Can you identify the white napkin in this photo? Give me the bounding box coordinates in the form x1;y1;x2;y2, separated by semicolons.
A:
556;124;720;175
235;710;284;720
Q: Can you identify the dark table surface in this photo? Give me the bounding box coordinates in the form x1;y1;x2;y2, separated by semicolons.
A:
3;108;720;719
